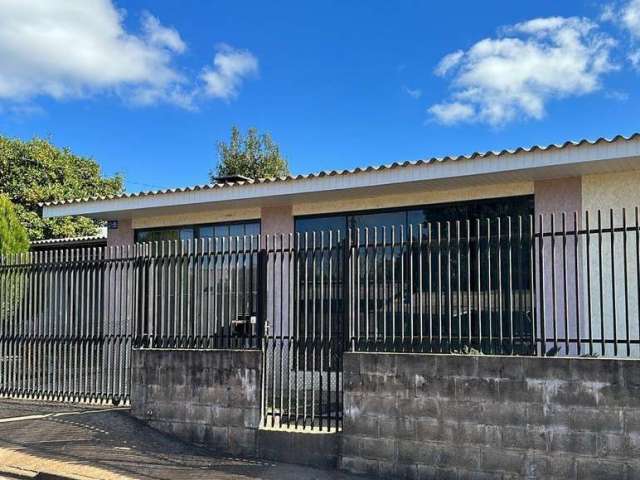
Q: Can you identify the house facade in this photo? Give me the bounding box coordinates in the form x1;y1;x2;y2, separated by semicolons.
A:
42;134;640;248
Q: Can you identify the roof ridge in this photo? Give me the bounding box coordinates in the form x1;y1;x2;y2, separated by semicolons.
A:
41;132;640;207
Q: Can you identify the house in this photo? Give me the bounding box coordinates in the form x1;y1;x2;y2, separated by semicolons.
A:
41;133;640;246
39;133;640;363
0;132;634;476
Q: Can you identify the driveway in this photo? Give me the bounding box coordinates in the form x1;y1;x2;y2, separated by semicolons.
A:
0;399;366;480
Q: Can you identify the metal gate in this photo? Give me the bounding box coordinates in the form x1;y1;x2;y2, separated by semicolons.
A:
0;248;134;404
261;233;344;431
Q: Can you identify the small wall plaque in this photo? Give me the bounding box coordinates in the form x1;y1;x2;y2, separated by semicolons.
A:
107;220;119;230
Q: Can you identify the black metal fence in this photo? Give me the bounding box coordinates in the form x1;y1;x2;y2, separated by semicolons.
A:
136;237;262;349
348;209;640;358
3;208;640;427
0;247;134;403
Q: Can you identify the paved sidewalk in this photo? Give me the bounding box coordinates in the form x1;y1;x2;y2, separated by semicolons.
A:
0;399;365;480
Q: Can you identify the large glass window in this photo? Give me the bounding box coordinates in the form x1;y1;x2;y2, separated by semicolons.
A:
135;220;260;243
294;196;535;354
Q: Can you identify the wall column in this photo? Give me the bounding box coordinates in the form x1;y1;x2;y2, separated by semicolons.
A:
534;178;582;355
260;205;294;236
106;218;134;247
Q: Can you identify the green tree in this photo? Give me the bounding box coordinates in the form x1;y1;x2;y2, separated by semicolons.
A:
0;136;124;241
211;126;289;181
0;195;29;322
0;194;29;256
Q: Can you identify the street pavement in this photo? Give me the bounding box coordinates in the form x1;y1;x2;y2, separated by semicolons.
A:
0;399;367;480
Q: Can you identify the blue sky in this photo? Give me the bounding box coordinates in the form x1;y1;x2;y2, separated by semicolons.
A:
1;0;639;192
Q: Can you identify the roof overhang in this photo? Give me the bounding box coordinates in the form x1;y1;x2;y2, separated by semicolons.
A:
42;135;640;220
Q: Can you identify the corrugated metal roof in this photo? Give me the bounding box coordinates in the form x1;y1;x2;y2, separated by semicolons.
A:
30;228;108;246
40;133;640;208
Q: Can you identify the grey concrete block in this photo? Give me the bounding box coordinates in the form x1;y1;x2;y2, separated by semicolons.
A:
596;432;626;457
434;354;478;379
548;430;597;455
528;453;577;479
623;409;640;432
576;458;627;479
479;401;525;427
416;464;458;480
550;381;600;408
500;425;546;451
339;455;379;477
455;377;500;402
416;376;455;399
379;461;418;480
344;413;379;437
481;448;525;475
415;418;454;444
343;352;361;375
397;396;440;419
204;425;229;450
379;416;417;441
360;436;396;461
570;407;623;433
498;379;544;404
228;427;256;457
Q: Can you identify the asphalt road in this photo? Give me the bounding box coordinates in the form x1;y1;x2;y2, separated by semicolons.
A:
0;399;366;480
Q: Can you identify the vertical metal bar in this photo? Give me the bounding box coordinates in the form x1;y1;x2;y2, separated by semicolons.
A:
538;214;546;356
497;217;503;353
622;208;630;357
391;226;396;348
610;209;618;356
598;210;605;356
475;219;481;351
466;219;472;348
419;224;424;349
574;212;581;356
586;211;593;355
486;218;492;354
562;213;569;354
364;228;369;346
550;214;558;353
446;222;451;352
437;222;442;351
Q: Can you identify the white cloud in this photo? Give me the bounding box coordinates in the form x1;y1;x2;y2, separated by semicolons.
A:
141;11;186;54
0;0;190;103
428;102;474;124
603;0;640;69
622;0;640;37
403;86;423;99
434;50;464;76
429;17;616;126
0;0;189;106
201;44;259;100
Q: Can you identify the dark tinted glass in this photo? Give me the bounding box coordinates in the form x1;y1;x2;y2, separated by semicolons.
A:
295;215;347;236
136;220;260;243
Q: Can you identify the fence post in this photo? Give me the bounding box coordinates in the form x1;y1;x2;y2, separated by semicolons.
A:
257;238;268;343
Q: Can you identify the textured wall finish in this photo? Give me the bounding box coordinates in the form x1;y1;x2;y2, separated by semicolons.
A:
130;349;261;458
106;218;134;246
341;352;640;479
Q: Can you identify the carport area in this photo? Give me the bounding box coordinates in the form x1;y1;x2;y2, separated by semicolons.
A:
0;400;361;480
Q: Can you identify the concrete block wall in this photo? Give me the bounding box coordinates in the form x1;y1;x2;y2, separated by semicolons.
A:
341;352;640;479
131;349;261;457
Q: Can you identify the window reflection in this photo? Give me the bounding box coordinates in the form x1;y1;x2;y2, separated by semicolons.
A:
135;221;260;243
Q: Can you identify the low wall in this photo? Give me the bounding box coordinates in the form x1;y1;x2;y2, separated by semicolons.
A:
341;352;640;479
131;349;261;458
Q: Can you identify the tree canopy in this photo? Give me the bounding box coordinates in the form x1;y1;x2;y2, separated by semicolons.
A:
211;126;289;181
0;194;29;257
0;136;124;241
